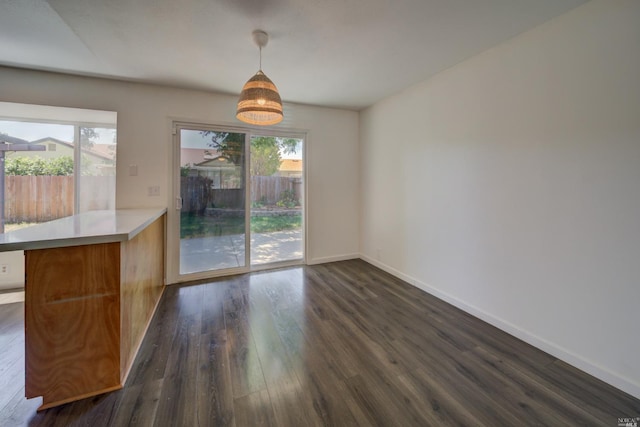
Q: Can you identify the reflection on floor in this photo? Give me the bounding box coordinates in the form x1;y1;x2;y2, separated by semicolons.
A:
180;230;303;274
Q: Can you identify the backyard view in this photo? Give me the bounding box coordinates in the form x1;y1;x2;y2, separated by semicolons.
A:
0;119;117;234
181;213;301;239
179;128;303;274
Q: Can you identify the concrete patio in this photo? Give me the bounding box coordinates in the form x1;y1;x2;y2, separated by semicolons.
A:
179;229;303;274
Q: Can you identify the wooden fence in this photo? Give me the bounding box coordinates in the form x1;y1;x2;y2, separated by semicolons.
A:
4;175;115;223
180;175;302;214
4;175;300;222
251;176;302;205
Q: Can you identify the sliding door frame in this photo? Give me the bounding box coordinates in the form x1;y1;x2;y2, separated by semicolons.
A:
168;120;307;284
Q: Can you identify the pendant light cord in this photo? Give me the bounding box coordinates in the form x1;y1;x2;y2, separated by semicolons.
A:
259;46;262;71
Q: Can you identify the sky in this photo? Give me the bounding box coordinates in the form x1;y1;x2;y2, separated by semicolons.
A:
1;120;302;159
0;120;116;145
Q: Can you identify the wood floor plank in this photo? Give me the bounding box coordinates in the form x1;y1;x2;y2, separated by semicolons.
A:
254;269;305;312
125;286;181;386
470;345;608;425
29;388;123;427
344;372;438;427
317;262;379;301
392;327;528;425
243;280;298;386
154;310;201;426
0;302;22;335
1;259;638;425
411;366;523;427
244;281;324;427
396;368;488;427
224;309;267;398
295;369;361;426
0;387;41;427
342;374;398;427
272;304;360;385
0;346;24;397
305;269;411;377
223;278;249;314
200;282;228;336
266;375;323;427
110;378;164;427
545;359;640;420
234;389;276;427
196;330;235;427
455;349;575;426
269;304;383;426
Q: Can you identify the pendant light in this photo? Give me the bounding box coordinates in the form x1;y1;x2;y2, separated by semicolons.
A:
236;30;283;126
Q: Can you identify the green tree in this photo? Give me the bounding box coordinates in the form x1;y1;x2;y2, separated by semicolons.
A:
45;156;74;175
78;127;99;175
200;132;300;188
250;136;281;176
201;132;299;165
80;127;98;148
201;131;245;166
278;138;299;155
5;156;74;176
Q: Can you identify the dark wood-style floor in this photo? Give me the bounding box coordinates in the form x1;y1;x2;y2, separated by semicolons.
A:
1;259;639;426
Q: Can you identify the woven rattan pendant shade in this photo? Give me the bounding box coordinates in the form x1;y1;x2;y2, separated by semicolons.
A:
236;70;283;125
236;30;283;126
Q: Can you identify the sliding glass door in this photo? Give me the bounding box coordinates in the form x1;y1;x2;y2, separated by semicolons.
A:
250;135;304;266
173;123;304;281
177;127;247;275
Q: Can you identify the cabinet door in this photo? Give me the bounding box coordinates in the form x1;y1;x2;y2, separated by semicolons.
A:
25;243;121;409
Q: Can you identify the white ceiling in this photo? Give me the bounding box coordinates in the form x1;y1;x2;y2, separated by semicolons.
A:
0;0;587;110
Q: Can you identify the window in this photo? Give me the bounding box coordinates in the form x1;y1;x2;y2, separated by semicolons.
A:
0;102;117;234
0;103;117;291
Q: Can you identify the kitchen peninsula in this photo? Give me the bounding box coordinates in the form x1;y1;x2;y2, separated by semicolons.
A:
0;208;166;410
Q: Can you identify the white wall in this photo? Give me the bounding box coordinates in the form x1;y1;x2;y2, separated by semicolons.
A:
0;67;360;279
0;251;23;291
360;0;640;398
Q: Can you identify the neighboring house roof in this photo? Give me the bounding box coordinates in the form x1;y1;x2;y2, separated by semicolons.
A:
90;143;117;160
194;156;235;168
31;137;74;150
279;159;302;173
30;137;114;161
181;148;218;166
0;134;45;152
0;135;30;144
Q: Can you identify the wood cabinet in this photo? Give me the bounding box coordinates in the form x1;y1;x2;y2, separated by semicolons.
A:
23;213;165;410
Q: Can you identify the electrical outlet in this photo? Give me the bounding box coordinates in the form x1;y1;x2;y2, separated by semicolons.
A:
0;264;9;275
148;185;160;197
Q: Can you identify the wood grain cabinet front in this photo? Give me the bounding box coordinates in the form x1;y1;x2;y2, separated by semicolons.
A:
24;215;165;410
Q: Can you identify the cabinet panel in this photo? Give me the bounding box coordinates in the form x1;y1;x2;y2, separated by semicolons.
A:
120;216;165;378
25;243;121;408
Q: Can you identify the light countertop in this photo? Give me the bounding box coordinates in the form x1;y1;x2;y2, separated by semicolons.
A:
0;208;166;252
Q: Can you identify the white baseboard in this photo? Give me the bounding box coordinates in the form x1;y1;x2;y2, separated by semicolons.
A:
359;254;640;400
307;253;360;265
0;283;25;291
